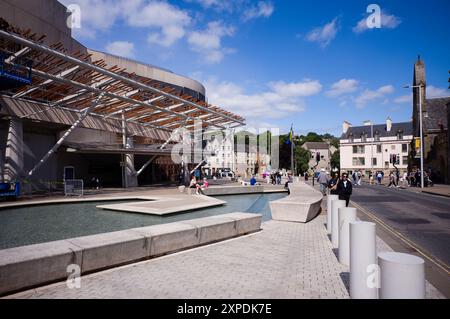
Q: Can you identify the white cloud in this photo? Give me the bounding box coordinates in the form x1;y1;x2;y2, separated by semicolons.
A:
269;80;322;97
355;85;395;108
428;85;450;98
353;13;401;33
326;79;359;97
188;21;235;63
126;1;191;47
394;95;412;104
202;77;322;125
187;0;236;12
305;17;339;48
58;0;126;39
59;0;191;47
242;1;274;21
105;41;135;58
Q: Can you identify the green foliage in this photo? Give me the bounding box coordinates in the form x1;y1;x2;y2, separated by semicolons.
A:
295;147;311;174
331;149;340;170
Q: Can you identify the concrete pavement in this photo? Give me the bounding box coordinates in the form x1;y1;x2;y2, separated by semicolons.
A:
5;212;444;299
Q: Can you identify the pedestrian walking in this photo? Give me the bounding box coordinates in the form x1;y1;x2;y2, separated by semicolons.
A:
377;171;383;185
328;172;339;195
387;172;397;188
337;173;352;207
317;168;329;196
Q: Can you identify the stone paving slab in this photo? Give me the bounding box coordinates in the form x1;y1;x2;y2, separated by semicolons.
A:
96;195;226;215
4;215;445;299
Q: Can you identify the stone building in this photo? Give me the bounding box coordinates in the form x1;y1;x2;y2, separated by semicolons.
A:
340;119;413;176
411;57;450;184
302;142;335;172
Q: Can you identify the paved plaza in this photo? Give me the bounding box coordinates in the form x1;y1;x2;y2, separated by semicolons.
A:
5;212;444;299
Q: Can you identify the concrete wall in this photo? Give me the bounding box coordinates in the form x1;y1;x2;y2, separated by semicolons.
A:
89;50;206;98
0;213;262;296
0;0;87;54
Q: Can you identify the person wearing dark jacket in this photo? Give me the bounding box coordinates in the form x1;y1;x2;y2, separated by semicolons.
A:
328;172;339;195
337;173;352;207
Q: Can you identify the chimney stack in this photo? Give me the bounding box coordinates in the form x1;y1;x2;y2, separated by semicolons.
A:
343;121;352;134
386;117;392;132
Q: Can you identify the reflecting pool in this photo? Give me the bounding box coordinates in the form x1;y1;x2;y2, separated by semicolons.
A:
0;193;286;249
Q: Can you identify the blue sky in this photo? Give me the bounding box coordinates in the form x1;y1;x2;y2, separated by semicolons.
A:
59;0;450;136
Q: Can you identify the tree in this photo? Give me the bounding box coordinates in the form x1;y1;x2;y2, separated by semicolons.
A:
295;147;311;175
331;149;340;170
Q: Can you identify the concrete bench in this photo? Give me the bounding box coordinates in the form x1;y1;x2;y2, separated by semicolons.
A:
269;182;323;223
0;212;261;296
202;185;265;196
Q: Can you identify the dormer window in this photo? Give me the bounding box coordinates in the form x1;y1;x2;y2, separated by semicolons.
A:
348;133;354;143
374;131;380;142
361;133;367;143
397;130;403;140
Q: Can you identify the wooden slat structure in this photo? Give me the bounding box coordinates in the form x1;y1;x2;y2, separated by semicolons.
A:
0;26;245;135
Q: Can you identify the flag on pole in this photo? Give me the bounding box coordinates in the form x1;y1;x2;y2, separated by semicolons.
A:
285;124;294;145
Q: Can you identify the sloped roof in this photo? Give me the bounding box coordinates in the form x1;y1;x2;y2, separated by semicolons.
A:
340;122;413;139
303;142;330;150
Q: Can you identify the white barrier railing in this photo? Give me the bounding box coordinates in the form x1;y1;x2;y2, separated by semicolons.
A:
64;179;84;197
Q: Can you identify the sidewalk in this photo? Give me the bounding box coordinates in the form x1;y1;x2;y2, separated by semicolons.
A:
5;212;444;299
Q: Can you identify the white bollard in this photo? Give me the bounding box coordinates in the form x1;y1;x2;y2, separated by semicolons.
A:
350;221;377;299
331;199;346;248
326;195;339;234
378;252;425;299
338;207;357;266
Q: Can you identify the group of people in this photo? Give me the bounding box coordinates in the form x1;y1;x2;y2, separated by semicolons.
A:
268;171;282;185
316;169;352;207
188;176;209;195
369;169;434;188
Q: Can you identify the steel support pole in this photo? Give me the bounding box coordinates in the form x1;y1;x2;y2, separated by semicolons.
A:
27;93;105;177
136;124;186;177
419;87;424;188
0;30;245;126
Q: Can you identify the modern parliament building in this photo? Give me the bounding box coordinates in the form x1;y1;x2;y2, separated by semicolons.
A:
0;0;245;192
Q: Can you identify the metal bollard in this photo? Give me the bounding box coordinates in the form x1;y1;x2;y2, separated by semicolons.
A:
331;199;346;248
378;252;425;299
338;207;357;266
326;195;339;234
350;221;377;299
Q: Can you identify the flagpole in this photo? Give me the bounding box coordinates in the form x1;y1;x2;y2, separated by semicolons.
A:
291;125;294;174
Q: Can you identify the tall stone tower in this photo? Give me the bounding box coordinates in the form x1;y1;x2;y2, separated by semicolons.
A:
412;56;427;136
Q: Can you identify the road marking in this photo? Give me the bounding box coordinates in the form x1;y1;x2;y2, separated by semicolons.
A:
351;200;450;275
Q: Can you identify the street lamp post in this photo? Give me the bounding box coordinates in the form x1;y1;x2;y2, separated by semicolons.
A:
364;120;374;180
404;85;424;188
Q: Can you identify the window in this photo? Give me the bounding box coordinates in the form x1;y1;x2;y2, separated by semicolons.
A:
374;132;380;142
372;158;377;166
377;145;382;153
348;134;354;143
403;156;408;165
402;144;408;153
352;157;365;166
361;134;367;143
353;145;365;154
397;131;404;140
